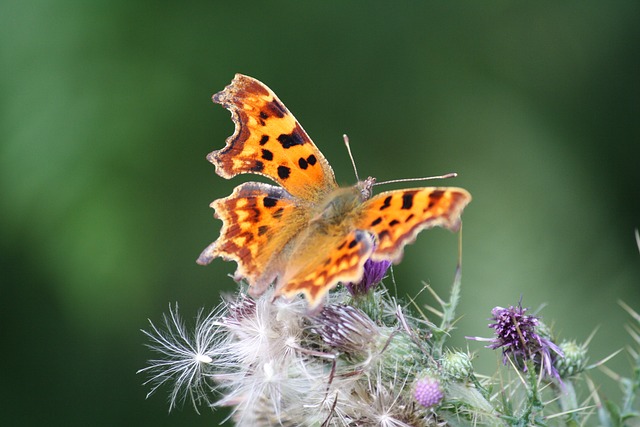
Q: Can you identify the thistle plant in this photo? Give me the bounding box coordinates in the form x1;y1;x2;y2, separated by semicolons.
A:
140;253;640;426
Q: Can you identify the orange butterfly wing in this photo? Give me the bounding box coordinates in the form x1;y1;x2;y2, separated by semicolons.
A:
197;182;308;296
357;187;472;262
199;75;341;299
209;74;337;200
278;229;375;310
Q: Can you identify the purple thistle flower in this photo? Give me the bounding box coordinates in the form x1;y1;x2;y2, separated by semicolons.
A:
413;377;444;408
469;304;564;380
345;257;391;297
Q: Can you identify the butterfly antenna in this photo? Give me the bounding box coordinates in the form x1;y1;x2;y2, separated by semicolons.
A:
374;173;458;187
343;134;360;182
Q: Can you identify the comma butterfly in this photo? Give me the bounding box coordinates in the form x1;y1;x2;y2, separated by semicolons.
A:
197;74;471;309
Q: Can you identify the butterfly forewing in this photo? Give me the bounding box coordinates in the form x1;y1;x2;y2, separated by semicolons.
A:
358;187;471;262
210;74;337;200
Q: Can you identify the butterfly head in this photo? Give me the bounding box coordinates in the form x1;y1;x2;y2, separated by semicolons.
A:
357;176;376;201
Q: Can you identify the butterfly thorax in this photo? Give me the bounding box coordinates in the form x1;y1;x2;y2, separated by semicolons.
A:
311;186;366;232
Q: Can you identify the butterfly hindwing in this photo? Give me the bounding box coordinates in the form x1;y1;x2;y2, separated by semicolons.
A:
358;187;471;262
209;74;337;200
278;229;374;309
197;182;307;294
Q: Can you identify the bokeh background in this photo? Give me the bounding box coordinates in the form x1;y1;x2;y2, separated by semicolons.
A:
2;1;639;425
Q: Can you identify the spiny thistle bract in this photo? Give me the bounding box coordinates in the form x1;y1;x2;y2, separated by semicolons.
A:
141;274;640;426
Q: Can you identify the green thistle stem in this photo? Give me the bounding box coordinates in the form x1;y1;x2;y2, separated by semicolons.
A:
348;287;387;322
512;362;545;427
431;266;462;358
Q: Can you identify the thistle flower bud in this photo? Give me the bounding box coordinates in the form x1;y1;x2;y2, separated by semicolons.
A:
555;340;588;378
379;329;427;382
414;376;444;408
441;350;473;380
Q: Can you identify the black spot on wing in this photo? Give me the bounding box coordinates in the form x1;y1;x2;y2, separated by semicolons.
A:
401;191;417;210
277;165;291;180
307;154;317;165
259;135;269;145
389;219;400;226
370;217;382;226
347;231;367;249
277;129;305;149
259;111;268;120
272;207;284;218
261;149;273;161
258;225;269;236
380;195;392;210
405;213;415;222
263;197;277;208
298;157;308;169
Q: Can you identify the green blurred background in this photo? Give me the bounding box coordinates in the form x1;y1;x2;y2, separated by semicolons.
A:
2;1;639;425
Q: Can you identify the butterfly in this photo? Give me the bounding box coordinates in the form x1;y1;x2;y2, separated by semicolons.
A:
197;74;471;310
